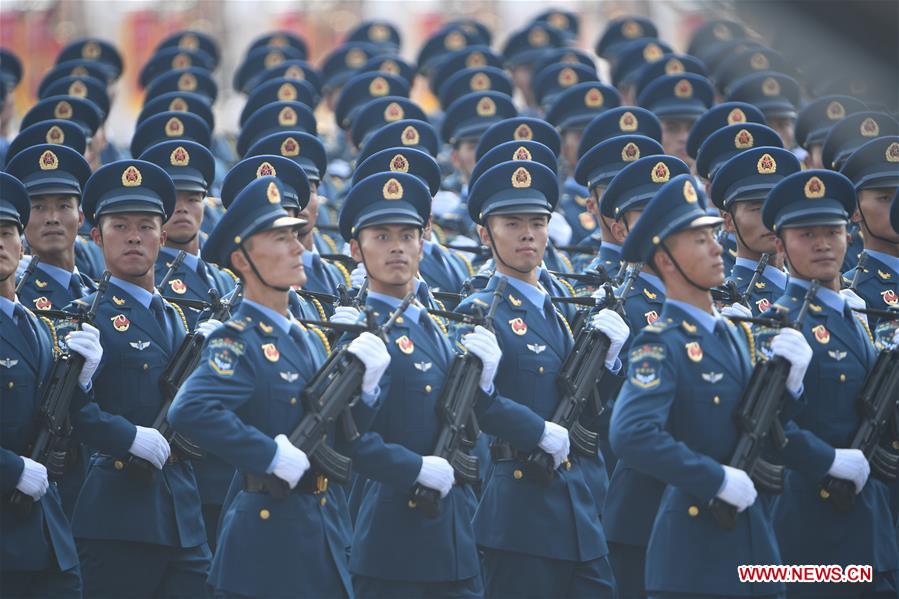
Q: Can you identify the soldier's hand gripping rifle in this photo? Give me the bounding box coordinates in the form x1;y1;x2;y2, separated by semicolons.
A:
262;292;416;499
525;265;640;487
127;283;242;482
709;280;819;529
408;278;508;518
819;340;899;512
9;272;110;518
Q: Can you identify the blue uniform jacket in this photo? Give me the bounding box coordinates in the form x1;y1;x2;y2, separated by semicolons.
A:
155;252;237;330
558;178;598;246
418;243;473;294
727;261;786;317
73;235;105;281
842;251;898;329
17;263;97;313
610;303;785;596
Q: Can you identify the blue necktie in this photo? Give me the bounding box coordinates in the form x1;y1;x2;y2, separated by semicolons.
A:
150;295;172;348
14;304;39;358
68;274;85;299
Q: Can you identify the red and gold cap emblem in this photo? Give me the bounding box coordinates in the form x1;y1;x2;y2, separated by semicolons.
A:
735;128;754;149
674;79;693;98
584;87;604;108
39;150;59;170
264;51;284;69
445;30;466;51
46;125;65;144
165;117;184;137
384;102;404;121
278;107;297;126
169;97;188;112
277;83;297;101
383;178;403;199
470;72;491;91
860;117;879;137
804;176;825;198
622;142;640;161
750;52;770;70
266;181;281;204
643;43;663;62
622;20;643;38
122;166;142;187
172;53;192;69
284;65;305;80
619;111;638;131
68;80;88;98
511;167;532;188
476;97;496;117
727;108;746;125
513;146;532;161
713;23;732;40
402;126;420;145
369;24;390;42
177;73;197;91
179;33;199;50
665;58;685;75
369;76;389;97
886;142;899;163
379;59;400;75
281;137;300;157
558;67;578;86
528;27;550;47
54;100;73;119
346;48;367;68
826;101;845;120
683;180;698;203
466;52;487;68
757;153;776;174
170;146;190;166
82;41;101;59
650;161;670;183
513;124;533;140
256;162;276;178
762;77;780;97
389;154;409;173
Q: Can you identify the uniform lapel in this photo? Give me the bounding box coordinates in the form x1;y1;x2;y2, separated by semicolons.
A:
107;283;171;352
1;311;39;373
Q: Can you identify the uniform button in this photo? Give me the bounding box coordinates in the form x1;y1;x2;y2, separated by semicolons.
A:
114;460;124;470
564;461;572;470
839;374;846;383
408;500;417;509
424;385;432;393
688;505;699;517
819;489;830;499
259;509;270;520
320;497;327;507
143;363;149;370
513;469;523;480
713;395;721;405
892;441;899;451
395;316;404;324
290;397;297;405
7;381;13;389
538;366;544;374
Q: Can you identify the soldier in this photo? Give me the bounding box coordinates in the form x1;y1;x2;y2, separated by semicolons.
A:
725;71;801;151
500;23;564;114
68;160;211;597
456;160;628;597
0;49;23;165
611;173;811;597
168;176;390;597
637;73;715;168
0;172;102;597
839;137;899;327
710;147;802;316
760;170;899;595
610;39;673;107
794;95;867;169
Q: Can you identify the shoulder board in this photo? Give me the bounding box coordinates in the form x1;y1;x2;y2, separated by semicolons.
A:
164;299;189;332
331;260;352;286
307;324;331;355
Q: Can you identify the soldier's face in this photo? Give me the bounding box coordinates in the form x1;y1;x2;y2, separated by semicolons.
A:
766;116;795;149
660;117;693;164
163;191;204;244
351;225;423;286
480;214;549;273
238;226;306;289
561;129;581;168
0;223;23;281
93;213;165;279
805;143;824;169
728;201;778;254
451;140;478;181
610;209;642;245
657;226;724;288
855;187;899;243
298;190;319;236
777;225;847;282
25;195;82;256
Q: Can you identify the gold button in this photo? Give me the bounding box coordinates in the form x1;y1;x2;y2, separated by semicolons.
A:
114;460;124;470
290;397;297;405
259;509;270;520
839;374;846;383
892;441;899;451
564;460;572;470
143;363;149;370
320;497;327;507
7;381;13;389
819;489;830;499
408;500;417;508
538;366;544;374
395;316;404;324
424;384;432;393
688;505;699;517
713;395;721;405
513;469;523;480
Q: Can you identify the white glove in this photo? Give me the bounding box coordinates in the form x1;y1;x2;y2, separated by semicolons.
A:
720;302;752;319
16;457;49;501
462;325;502;392
716;465;758;512
548;211;573;246
538;421;571;469
196;318;223;338
271;434;310;489
350;262;367;288
128;426;171;470
66;322;102;388
840;289;868;328
330;306;360;326
416;455;454;497
828;448;870;494
347;331;391;395
589;309;629;368
591;285;612;303
770;327;812;394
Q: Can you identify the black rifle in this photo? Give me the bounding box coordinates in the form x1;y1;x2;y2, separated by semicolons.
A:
320;253;358;268
849;252;869;290
127;284;242;482
409;279;508;518
548;267;610;287
157;250;186;292
820;343;899;512
711;254;770;311
261;292;416;498
554;244;599;256
709;280;819;529
295;288;339;305
15;255;41;294
9;272;110;518
524;266;639;486
443;243;492;260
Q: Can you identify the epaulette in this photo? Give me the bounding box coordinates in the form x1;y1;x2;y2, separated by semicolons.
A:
164;299;190;332
308;324;331;354
332;260;352;286
311;297;327;321
221;267;239;283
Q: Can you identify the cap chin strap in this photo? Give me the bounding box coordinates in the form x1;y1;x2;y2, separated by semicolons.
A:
239;245;291;292
169;230;199;245
485;221;537;276
728;205;768;257
660;241;715;293
779;237;823;285
857;204;899;245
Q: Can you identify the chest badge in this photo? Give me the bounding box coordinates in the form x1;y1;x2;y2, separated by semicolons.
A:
33;297;52;311
828;349;847;361
262;343;280;362
280;371;299;382
685;341;703;362
111;314;130;332
644;310;659;325
632;362;661;389
396;335;415;354
34;279;48;288
169;279;187;294
643;288;657;300
129;340;150;351
414;361;432;371
702;371;723;383
508;294;522;307
755;298;771;312
509;317;527;336
812;324;830;344
527;343;546;354
112;295;126;306
0;358;18;368
881;289;898;306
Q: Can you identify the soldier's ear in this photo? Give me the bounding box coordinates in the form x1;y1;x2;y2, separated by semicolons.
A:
721;209;736;233
348;237;363;263
90;226;102;248
849;208;862;223
477;223;490;246
773;234;785;256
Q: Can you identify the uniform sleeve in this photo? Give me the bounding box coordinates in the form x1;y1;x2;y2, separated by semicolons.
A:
0;448;25;494
167;332;277;475
475;387;545;451
69;350;138;456
610;336;726;502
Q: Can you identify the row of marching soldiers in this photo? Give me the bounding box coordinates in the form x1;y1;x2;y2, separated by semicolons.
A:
1;10;898;599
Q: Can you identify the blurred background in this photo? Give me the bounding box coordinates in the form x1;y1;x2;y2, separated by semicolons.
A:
2;0;897;148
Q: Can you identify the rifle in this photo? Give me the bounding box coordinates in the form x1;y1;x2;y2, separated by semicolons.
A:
320;253;358;269
261;292;416;498
15;255;41;294
709;280;819;529
710;254;770;311
9;272;110;518
849;252;869;290
553;244;599;256
548;267;611;287
524;265;640;486
443;243;492;259
157;250;186;292
409;279;508;518
820;343;899;512
127;283;242;482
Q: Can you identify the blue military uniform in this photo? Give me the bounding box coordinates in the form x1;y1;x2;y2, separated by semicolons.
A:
760;170;899;595
611;174;785;597
459;160;615;597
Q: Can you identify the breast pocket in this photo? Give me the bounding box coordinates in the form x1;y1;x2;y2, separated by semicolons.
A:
510;353;560;418
0;366;39;450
